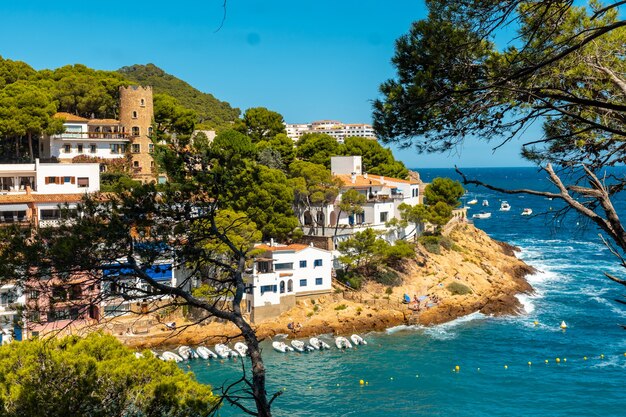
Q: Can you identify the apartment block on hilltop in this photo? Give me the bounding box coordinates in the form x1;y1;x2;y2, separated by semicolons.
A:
41;86;158;183
285;120;377;143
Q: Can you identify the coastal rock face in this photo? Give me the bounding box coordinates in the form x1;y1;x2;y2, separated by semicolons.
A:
119;223;535;348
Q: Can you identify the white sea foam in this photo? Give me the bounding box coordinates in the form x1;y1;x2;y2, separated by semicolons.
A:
422;311;486;340
515;294;535;314
385;324;423;335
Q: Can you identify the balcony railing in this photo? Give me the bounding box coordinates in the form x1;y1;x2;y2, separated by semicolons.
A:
51;132;130;140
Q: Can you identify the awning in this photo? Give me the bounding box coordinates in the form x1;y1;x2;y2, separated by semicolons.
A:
0;204;28;211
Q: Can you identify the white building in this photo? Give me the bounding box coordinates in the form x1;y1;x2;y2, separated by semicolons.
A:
0;159;100;228
285;120;377;143
40;113;133;161
0;283;25;344
244;243;333;322
300;156;424;244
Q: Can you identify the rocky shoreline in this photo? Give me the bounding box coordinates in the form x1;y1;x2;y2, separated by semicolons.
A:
117;223;535;349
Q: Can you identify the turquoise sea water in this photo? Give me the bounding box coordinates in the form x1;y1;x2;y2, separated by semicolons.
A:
185;167;626;416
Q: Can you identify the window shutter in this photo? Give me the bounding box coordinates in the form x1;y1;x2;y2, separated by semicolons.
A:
56;177;62;185
70;177;75;184
45;177;50;185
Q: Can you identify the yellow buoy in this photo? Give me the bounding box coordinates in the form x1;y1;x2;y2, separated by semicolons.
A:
584;356;588;360
534;320;539;326
359;379;364;385
365;381;369;385
563;358;567;363
545;359;549;364
504;365;508;369
600;354;605;359
560;321;567;329
623;352;626;357
455;365;460;372
556;358;561;363
528;361;532;366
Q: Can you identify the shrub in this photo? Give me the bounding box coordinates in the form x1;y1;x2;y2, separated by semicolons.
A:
334;304;347;311
385;287;393;295
372;270;402;286
447;281;473;296
313;305;319;312
419;235;441;254
439;236;454;251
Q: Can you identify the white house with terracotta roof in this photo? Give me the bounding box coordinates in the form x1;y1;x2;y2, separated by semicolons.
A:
0;158;99;228
300;156;424;244
285;120;377;143
244;242;332;322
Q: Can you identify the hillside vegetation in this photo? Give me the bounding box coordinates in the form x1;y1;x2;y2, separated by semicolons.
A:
118;63;240;129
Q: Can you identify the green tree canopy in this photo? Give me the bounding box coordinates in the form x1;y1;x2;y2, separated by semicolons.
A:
210;129;257;164
295;133;340;168
339;136;408;178
237;107;286;143
423;177;464;207
0;333;217;417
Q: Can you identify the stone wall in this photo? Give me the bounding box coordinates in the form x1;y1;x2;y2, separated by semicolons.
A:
251;294;296;323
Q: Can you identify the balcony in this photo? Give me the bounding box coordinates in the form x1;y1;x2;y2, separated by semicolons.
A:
51;132;130;140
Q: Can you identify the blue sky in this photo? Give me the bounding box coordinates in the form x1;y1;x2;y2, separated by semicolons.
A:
0;0;531;168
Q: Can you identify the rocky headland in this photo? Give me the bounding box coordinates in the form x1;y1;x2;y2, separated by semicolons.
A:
118;223;535;349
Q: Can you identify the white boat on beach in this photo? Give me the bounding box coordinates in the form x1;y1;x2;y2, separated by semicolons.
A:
161;351;184;362
178;345;194;360
521;208;533;216
499;201;511;211
482;200;489;207
196;346;217;360
272;341;294;353
335;336;352;349
234;342;249;357
350;334;367;346
309;337;330;350
472;211;491;219
215;343;234;359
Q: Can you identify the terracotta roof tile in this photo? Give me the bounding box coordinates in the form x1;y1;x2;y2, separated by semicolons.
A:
87;119;120;125
335;173;419;187
255;243;309;252
54;112;89;123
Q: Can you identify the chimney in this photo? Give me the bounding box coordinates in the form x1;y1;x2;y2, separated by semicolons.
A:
351;172;356;184
381;175;385;184
270;238;274;247
363;172;368;179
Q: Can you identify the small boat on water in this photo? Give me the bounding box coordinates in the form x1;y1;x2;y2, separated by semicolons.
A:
482;200;489;207
290;340;315;352
234;342;249;357
521;208;533;216
309;337;330;350
215;344;233;359
161;351;184;362
467;198;478;205
196;346;217;360
350;334;367;346
335;336;352;349
272;341;294;353
178;345;195;360
472;211;491;219
499;201;511;211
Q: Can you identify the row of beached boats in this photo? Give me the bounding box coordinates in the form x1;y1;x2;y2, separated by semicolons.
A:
272;334;367;353
140;342;250;363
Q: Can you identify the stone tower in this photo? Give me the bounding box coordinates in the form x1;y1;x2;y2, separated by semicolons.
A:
118;86;155;182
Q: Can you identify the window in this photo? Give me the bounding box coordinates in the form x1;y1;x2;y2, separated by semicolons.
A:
28;311;40;322
77;144;83;153
148;143;154;153
380;211;388;223
299;260;307;268
110;144;121;154
28;290;40;300
260;285;277;294
299;279;307;287
140;99;145;107
314;259;323;267
64;176;72;183
132;111;138;119
90;144;97;153
274;263;293;271
280;281;285;294
40;209;60;220
315;278;323;286
64;144;71;153
132;126;140;136
77;177;89;188
150;161;155;168
133;161;140;168
132;144;140;153
148;127;153;136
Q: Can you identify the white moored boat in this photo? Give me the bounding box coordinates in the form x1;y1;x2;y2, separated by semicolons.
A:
309;337;330;350
161;351;184;362
499;201;511;211
178;346;193;360
350;334;367;346
472;211;491;219
196;346;217;360
272;341;294;353
335;336;352;349
521;208;533;216
215;343;233;359
482;200;489;207
467;198;478;205
234;342;249;357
